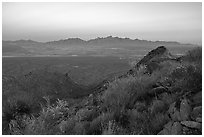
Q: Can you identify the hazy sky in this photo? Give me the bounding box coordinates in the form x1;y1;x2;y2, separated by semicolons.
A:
2;2;202;45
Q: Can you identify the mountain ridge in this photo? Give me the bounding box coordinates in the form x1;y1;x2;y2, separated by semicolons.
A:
2;36;199;57
2;36;199;46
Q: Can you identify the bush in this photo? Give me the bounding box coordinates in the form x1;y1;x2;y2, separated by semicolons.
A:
87;112;114;135
127;109;151;134
7;98;71;135
149;112;170;134
183;47;202;62
101;72;162;134
2;91;38;135
170;63;202;93
102;120;127;135
103;73;160;112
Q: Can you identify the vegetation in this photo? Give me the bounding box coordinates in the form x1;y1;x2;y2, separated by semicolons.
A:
2;47;202;135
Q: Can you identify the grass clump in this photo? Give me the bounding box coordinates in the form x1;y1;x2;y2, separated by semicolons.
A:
103;72;160;112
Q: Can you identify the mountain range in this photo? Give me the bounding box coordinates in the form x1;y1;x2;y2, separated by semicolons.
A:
2;36;199;57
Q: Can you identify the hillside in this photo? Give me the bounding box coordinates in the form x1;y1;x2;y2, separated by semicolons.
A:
2;36;198;57
2;46;202;135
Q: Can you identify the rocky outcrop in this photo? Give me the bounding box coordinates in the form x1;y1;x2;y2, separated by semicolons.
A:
158;97;202;135
82;46;201;135
136;46;174;67
92;46;177;95
181;121;202;130
128;46;178;75
158;121;182;135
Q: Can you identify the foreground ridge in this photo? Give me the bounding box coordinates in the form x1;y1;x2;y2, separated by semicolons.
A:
3;46;202;135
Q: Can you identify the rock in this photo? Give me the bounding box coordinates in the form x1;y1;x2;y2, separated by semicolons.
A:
158;121;173;135
168;102;181;121
196;117;202;123
168;102;176;114
136;46;174;68
158;121;182;135
146;62;161;74
171;122;182;135
157;128;170;135
180;98;191;121
164;121;173;129
168;99;192;122
181;121;202;130
149;86;168;96
182;126;202;135
172;111;182;122
191;106;202;121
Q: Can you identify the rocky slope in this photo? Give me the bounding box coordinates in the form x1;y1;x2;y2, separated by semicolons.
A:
3;46;202;135
77;46;202;135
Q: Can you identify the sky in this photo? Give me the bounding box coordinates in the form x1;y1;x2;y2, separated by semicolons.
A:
2;2;202;45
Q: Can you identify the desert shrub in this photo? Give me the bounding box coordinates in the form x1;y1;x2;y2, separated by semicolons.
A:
2;91;38;135
58;118;76;135
103;73;160;112
158;57;201;94
3;92;33;118
17;70;68;99
76;107;99;122
102;120;116;135
169;63;202;93
127;107;169;135
7;98;72;135
127;109;151;134
183;47;202;62
6;69;87;105
149;100;168;115
149;112;170;134
102;120;127;135
72;121;89;135
102;70;163;133
87;112;114;135
159;61;182;76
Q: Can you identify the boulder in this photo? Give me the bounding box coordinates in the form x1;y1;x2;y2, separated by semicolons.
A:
168;99;192;122
171;122;182;135
157;121;173;135
180;98;191;121
136;46;174;68
157;128;170;135
182;126;201;135
168;102;181;121
196;117;202;123
157;121;182;135
146;62;161;74
191;106;202;121
181;121;202;130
